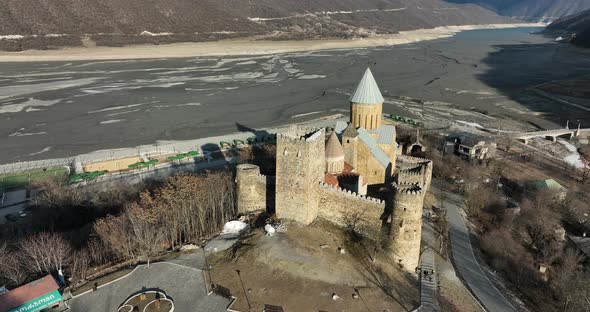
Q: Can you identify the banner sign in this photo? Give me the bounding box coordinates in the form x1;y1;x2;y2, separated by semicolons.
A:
8;290;62;312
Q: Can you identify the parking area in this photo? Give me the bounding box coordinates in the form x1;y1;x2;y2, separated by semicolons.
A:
68;260;231;312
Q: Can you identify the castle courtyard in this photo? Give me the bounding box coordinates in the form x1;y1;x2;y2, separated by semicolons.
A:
209;221;419;312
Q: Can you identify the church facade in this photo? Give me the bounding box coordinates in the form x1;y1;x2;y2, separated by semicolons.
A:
236;68;432;271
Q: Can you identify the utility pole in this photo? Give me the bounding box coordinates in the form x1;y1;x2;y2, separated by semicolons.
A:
236;269;252;310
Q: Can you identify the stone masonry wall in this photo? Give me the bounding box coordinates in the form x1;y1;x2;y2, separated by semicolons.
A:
318;182;386;238
389;184;424;271
275;128;325;225
236;164;268;214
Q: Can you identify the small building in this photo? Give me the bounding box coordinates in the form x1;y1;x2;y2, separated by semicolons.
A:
0;275;63;312
444;132;496;161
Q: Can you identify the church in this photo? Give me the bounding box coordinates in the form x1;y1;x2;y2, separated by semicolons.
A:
236;68;433;271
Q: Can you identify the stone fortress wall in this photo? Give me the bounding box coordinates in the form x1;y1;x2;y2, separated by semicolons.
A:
317;182;386;236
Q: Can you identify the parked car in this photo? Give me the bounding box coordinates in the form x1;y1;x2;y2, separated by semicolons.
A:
4;214;18;222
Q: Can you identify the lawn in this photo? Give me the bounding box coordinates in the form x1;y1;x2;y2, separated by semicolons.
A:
0;167;69;190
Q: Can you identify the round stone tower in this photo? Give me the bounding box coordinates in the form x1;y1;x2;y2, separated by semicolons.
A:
350;67;384;131
325;131;345;174
389;182;424;271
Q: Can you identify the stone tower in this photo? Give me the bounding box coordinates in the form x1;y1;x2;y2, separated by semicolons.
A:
325;131;345;174
341;123;359;169
235;164;267;214
389;182;424;271
350;67;384;131
275;127;325;225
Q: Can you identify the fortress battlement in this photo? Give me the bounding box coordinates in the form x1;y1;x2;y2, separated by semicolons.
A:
276;127;324;143
397;154;431;164
319;182;385;204
392;182;423;196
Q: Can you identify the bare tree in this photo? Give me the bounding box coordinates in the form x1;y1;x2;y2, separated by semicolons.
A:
126;204;165;267
0;243;26;286
94;214;136;261
70;247;91;283
18;232;72;277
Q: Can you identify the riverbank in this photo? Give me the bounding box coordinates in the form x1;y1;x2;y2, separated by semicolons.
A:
0;23;544;62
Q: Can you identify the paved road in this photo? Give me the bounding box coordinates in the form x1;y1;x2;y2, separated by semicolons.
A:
443;188;517;312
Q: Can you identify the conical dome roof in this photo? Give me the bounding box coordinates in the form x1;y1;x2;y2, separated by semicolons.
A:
350;67;384;104
325;132;345;162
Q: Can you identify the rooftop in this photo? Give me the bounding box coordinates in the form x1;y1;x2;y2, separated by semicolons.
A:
0;275;60;312
357;128;390;168
350;68;384;104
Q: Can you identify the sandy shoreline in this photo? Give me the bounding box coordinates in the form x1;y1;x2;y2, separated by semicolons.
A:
0;23;544;62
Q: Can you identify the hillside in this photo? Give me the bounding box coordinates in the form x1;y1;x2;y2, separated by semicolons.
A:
0;0;511;51
546;9;590;47
447;0;590;22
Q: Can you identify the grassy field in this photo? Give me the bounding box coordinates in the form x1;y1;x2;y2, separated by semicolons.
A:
0;167;69;190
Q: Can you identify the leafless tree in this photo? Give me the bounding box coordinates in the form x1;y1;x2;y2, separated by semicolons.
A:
94;214;136;261
0;243;26;286
70;247;91;282
126;204;166;267
18;232;72;276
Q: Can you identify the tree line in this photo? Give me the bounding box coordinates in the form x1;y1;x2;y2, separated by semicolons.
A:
0;171;235;288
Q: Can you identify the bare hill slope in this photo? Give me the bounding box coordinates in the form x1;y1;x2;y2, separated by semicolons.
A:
546;9;590;47
447;0;590;22
0;0;510;51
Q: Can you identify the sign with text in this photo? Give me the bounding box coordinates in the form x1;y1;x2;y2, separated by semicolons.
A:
8;290;62;312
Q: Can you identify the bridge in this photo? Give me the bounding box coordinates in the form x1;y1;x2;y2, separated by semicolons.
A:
513;129;578;144
511;122;590;144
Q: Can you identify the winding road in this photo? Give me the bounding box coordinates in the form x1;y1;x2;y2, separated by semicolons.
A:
442;184;517;312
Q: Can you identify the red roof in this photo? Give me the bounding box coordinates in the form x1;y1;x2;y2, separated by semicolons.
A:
0;275;60;312
343;162;354;173
324;173;339;187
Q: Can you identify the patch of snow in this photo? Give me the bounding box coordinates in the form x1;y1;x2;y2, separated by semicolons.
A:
44;34;67;38
291;111;324;118
99;119;125;125
0;77;103;100
456;120;484;129
235;60;257;66
564;154;586;169
106;109;142;117
89;101;156;113
9;131;46;137
222;221;248;235
297;74;326;80
0;98;61;114
140;31;173;36
264;224;276;236
28;147;51;156
558;139;577;153
0;35;24;40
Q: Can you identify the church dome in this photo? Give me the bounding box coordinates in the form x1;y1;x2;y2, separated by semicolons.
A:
326;132;345;162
